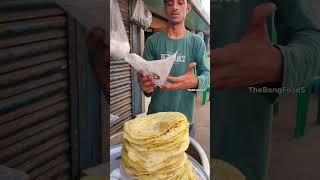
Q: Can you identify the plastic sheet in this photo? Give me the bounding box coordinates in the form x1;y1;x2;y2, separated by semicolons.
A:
110;0;131;59
125;53;177;86
132;0;152;31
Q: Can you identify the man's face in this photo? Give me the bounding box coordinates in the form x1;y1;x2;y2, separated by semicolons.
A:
164;0;192;25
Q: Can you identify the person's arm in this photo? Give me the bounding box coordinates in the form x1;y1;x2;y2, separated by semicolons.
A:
212;2;320;100
194;36;210;91
211;4;283;91
272;0;320;96
87;28;107;96
161;36;210;91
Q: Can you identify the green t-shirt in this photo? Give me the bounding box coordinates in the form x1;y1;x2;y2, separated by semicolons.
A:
143;31;210;124
212;0;320;180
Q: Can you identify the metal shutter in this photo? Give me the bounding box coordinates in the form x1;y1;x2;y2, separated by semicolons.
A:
0;1;71;179
110;0;133;135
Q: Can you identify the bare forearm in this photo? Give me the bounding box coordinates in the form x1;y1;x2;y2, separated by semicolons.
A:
86;27;108;96
95;45;108;96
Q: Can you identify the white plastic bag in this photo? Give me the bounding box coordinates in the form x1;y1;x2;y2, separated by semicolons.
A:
132;0;152;31
110;0;131;59
125;53;177;86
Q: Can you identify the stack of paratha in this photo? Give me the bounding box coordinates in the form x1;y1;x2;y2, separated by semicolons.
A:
121;112;196;180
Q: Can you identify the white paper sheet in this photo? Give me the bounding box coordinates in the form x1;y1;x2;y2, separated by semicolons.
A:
125;53;177;86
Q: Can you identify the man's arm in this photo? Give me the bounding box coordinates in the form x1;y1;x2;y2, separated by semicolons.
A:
194;36;210;91
87;28;107;96
273;0;320;93
212;2;320;97
211;4;283;91
161;36;210;91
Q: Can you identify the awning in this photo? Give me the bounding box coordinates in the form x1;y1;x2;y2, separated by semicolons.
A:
143;0;210;31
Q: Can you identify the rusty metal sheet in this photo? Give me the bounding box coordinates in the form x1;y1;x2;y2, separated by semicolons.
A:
0;38;67;62
1;93;67;125
0;1;71;179
0;122;69;162
0;101;68;139
33;161;70;180
0;113;68;149
0;7;64;23
29;154;69;179
0;50;67;74
1;71;68;99
16;142;70;172
5;135;69;168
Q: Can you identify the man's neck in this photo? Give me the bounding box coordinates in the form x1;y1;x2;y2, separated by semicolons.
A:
166;23;188;40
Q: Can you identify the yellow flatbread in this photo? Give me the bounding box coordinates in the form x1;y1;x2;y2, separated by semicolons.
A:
121;112;196;179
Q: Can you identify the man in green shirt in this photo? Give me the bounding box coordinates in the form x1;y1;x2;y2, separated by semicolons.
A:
138;0;210;137
212;1;320;180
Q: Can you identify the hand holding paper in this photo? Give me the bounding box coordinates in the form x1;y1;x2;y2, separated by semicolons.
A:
125;53;177;87
138;71;156;93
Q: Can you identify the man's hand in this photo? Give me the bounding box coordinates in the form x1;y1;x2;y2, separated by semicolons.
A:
212;3;283;89
138;70;156;93
161;63;198;90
